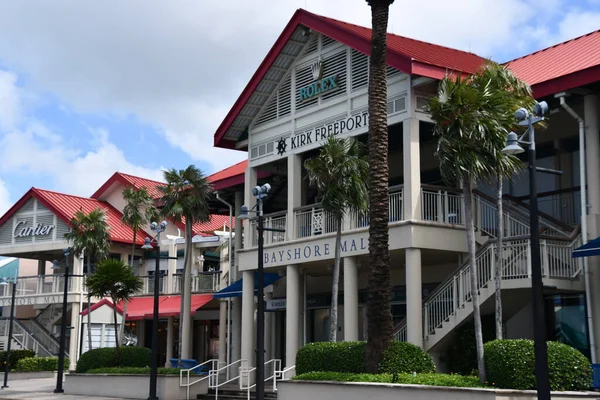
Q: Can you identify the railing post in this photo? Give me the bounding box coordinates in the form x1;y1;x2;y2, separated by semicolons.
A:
490;243;496;282
424;304;429;337
436;190;443;222
527;242;532;277
452;277;458;314
542;240;549;277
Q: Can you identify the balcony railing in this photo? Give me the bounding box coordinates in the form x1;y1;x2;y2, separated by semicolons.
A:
251;212;287;246
421;186;463;224
0;274;85;299
136;272;220;296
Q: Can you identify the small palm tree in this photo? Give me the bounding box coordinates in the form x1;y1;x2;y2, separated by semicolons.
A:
365;0;395;373
64;208;111;353
469;62;532;340
159;165;212;364
120;186;159;341
86;258;143;362
305;137;369;342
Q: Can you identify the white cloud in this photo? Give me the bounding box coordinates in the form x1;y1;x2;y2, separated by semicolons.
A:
0;69;165;198
0;71;21;132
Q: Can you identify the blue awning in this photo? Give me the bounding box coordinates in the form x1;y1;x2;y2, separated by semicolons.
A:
213;272;281;299
573;236;600;258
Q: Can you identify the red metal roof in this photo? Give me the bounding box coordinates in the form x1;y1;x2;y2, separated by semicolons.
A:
91;172;165;200
114;294;213;320
506;30;600;98
192;214;235;234
80;299;123;316
214;8;487;149
0;188;148;246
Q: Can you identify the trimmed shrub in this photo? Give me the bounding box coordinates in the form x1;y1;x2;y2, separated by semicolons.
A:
76;347;151;373
379;341;435;374
87;367;181;375
295;341;435;375
15;357;69;372
0;349;35;371
485;339;592;391
293;371;485;388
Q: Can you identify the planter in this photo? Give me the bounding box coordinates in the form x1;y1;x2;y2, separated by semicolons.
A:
9;371;56;380
65;373;209;400
278;380;600;400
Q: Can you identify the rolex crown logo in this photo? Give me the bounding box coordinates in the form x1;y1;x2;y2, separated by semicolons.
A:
311;61;323;81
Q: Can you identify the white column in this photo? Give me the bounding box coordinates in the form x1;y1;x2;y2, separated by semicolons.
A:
241;271;255;365
231;191;243;364
168;242;178;293
219;300;227;363
584;94;600;361
287;154;302;240
244;167;258;248
286;265;300;367
403;117;421;220
68;301;80;370
166;316;174;367
264;293;273;361
406;248;423;347
343;257;359;342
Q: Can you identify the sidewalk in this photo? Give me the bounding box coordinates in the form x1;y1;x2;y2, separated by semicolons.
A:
0;378;133;400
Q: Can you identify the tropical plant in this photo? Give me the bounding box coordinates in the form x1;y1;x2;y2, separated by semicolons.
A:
64;208;111;353
158;165;212;364
469;62;532;340
428;62;531;382
364;0;395;373
120;186;159;342
85;258;143;362
305;137;369;341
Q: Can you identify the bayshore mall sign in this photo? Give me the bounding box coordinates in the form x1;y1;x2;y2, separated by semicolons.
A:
276;111;369;156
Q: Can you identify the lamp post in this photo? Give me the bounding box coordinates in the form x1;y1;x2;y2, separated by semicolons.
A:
142;220;168;400
52;248;71;393
502;101;550;400
239;183;284;400
0;267;17;389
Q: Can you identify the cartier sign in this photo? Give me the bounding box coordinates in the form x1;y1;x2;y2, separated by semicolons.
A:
13;221;55;238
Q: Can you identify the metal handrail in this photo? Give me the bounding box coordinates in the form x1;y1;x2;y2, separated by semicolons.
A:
240;359;282;400
209;359;246;400
180;358;221;400
276;365;296;381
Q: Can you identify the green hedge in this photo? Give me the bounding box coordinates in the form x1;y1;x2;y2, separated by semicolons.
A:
76;347;151;373
15;357;69;372
485;339;592;391
295;341;435;375
293;371;484;388
87;367;181;375
0;349;35;371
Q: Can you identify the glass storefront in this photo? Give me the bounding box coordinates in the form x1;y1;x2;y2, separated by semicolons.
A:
546;293;590;359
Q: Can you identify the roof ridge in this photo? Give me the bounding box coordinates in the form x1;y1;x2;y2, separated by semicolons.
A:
33;187;101;202
311;10;482;57
117;172;166;185
506;29;600;64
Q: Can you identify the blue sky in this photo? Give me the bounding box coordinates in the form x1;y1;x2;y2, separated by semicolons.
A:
0;0;598;214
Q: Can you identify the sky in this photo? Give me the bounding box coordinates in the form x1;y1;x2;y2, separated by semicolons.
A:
0;0;598;215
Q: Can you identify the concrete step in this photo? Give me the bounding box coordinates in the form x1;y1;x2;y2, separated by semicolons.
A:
198;388;277;400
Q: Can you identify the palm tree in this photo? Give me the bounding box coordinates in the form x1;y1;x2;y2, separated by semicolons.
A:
305;137;369;342
120;186;159;342
64;208;111;353
159;165;212;364
469;62;532;340
364;0;395;373
86;258;143;362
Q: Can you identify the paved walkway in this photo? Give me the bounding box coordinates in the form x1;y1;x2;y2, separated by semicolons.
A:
0;378;133;400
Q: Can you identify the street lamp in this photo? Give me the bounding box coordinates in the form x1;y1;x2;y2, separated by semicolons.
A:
239;183;284;400
0;264;17;389
502;100;550;400
52;248;71;393
142;220;168;400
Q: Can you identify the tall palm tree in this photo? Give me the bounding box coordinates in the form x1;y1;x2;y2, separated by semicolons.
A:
64;208;111;353
86;258;143;363
305;137;369;342
469;62;532;339
120;186;159;341
159;165;212;364
364;0;395;373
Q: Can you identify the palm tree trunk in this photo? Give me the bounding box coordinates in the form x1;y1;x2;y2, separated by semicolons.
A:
181;221;194;359
87;253;93;352
112;295;121;365
329;217;343;342
119;231;137;344
463;177;486;382
495;175;504;340
177;222;191;365
365;1;393;373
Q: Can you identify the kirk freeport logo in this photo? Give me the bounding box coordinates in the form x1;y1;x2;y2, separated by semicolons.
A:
298;60;338;102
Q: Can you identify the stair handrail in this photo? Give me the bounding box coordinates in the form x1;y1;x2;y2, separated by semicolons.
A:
209;358;246;400
180;358;220;400
0;317;54;357
240;359;282;400
276;365;296;381
19;319;63;356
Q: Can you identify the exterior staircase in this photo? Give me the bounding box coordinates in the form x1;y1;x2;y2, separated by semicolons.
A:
394;192;583;352
198;385;277;400
0;317;55;357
